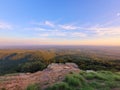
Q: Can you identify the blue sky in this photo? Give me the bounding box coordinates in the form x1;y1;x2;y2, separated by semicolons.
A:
0;0;120;46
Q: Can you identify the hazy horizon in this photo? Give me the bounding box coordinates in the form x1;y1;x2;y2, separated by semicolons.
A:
0;45;120;50
0;0;120;46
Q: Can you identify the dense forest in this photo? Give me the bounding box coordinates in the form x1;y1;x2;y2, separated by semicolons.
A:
0;46;120;75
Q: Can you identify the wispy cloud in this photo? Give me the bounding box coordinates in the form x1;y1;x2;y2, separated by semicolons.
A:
71;32;87;37
27;18;120;39
37;31;87;39
89;26;120;36
38;31;66;37
44;21;55;27
31;20;55;27
0;22;12;30
117;13;120;16
59;24;80;30
31;20;80;30
39;33;49;37
25;27;46;31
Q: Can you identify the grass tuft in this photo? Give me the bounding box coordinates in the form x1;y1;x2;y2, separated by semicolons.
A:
26;84;40;90
46;82;72;90
47;70;120;90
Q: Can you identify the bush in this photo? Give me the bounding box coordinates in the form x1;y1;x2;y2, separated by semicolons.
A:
46;82;72;90
19;61;46;73
64;74;80;87
47;71;120;90
82;72;97;80
26;84;40;90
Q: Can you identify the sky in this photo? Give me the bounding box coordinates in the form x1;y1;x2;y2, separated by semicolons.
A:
0;0;120;46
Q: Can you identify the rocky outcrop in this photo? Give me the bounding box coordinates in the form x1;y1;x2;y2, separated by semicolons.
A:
0;63;80;90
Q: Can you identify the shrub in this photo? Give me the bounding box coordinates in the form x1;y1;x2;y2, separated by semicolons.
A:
82;72;97;80
47;71;120;90
26;84;40;90
46;82;72;90
64;74;80;87
20;61;46;73
80;86;94;90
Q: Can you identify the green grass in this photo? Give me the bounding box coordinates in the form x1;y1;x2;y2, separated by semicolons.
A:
64;74;81;87
26;84;40;90
46;82;73;90
46;71;120;90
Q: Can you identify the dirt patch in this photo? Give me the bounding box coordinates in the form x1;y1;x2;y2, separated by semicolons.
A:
0;63;80;90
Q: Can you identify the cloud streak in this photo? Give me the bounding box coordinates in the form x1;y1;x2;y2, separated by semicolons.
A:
31;20;55;27
82;25;120;36
58;24;80;30
117;13;120;16
27;10;120;40
71;32;87;37
29;20;120;38
44;21;55;27
0;22;12;30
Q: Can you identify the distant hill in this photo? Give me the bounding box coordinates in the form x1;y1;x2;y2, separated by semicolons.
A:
0;47;120;75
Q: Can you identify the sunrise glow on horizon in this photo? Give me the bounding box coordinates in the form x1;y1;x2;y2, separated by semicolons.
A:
0;0;120;46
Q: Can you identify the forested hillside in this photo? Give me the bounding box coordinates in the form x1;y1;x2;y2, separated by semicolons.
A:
0;46;120;75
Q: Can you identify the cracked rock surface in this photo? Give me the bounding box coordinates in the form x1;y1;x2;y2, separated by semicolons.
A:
0;63;80;90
